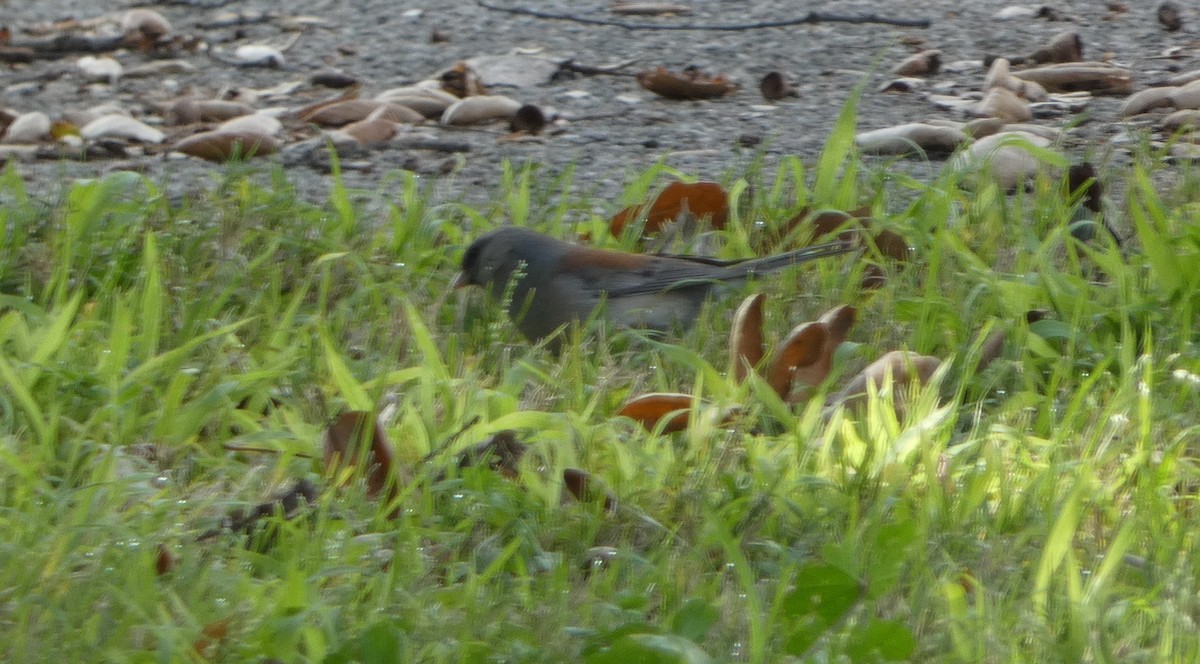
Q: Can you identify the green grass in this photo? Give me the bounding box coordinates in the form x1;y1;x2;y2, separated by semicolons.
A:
1;111;1199;663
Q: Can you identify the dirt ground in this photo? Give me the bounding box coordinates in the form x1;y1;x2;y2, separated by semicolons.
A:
1;0;1195;210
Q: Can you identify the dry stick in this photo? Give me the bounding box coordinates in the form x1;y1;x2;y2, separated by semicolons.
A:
477;1;932;29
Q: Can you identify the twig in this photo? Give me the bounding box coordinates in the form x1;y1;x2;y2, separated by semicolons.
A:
477;1;931;29
561;57;640;76
420;415;483;464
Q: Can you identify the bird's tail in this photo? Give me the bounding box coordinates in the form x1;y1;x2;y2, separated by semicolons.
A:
723;240;858;277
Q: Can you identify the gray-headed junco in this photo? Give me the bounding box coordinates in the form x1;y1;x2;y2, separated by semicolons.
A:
453;226;855;344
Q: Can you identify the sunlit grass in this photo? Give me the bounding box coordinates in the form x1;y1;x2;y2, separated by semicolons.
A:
1;100;1199;662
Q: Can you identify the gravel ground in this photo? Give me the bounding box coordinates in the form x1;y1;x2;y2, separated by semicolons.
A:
1;0;1196;210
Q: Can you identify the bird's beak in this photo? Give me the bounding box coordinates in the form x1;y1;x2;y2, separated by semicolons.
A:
450;272;469;289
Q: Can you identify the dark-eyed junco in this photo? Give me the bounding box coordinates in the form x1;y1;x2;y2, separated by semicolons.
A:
453;226;855;344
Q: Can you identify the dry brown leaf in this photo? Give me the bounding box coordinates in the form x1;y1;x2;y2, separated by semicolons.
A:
323;411;400;501
610;180;729;238
155;543;177;576
617;392;694;433
636;66;738;100
819;304;857;347
767;322;828;398
562;468;618;512
171;129;278;162
730;293;765;383
828;350;942;413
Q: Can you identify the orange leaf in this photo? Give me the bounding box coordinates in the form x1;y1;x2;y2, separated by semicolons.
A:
636;66;738;100
323;411;401;503
611;180;729;238
562;468;617;512
617;392;694;433
730;293;765;382
766;322;828;398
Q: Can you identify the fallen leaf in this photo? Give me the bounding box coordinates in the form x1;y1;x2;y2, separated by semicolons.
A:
562;468;617;511
730;293;765;382
155;543;177;576
636;66;738;100
767;322;828;398
323;411;401;501
610;180;729;238
617;392;694;433
828;350;942;413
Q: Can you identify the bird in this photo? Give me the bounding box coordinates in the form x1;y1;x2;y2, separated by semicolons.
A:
453;226;855;344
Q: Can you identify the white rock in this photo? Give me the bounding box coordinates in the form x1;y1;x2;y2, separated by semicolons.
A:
950;130;1054;189
77;56;123;84
1;111;51;144
234;45;285;68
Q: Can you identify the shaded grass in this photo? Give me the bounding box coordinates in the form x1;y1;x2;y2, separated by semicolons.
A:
0;114;1199;662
